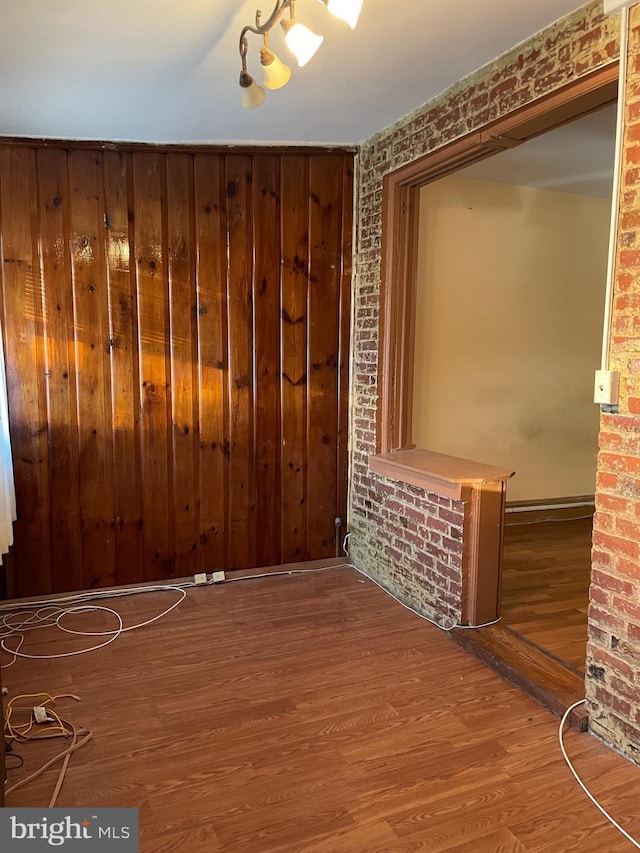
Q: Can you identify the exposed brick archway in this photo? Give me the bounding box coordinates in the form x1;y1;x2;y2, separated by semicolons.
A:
347;1;640;765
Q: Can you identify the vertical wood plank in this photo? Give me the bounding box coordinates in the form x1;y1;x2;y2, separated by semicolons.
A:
0;147;52;596
103;150;144;586
280;156;309;563
68;149;116;588
36;147;83;593
0;146;353;596
307;156;343;557
167;153;199;577
253;155;281;568
132;152;173;580
336;155;354;550
194;154;227;573
225;155;254;569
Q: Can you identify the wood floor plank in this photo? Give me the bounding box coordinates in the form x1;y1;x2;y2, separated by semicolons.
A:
288;819;399;853
440;827;527;852
502;516;592;671
141;822;222;853
3;565;639;852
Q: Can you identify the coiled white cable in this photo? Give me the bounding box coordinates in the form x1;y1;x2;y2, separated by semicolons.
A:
0;585;186;666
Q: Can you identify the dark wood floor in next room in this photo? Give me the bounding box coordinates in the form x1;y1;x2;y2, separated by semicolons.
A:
4;565;639;852
502;515;593;672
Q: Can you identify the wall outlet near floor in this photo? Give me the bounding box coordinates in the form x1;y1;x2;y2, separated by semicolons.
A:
194;572;208;585
211;571;226;583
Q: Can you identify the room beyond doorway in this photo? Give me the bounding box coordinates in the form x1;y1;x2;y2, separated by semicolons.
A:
412;103;617;503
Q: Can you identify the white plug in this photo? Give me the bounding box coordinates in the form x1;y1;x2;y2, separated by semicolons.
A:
211;571;226;583
193;573;208;585
33;706;51;724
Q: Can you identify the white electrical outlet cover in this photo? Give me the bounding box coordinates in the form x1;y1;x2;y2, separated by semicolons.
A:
212;571;226;583
194;572;208;585
594;369;620;405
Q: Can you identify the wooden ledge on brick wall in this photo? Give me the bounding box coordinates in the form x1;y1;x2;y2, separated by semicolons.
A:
368;448;514;501
369;448;515;626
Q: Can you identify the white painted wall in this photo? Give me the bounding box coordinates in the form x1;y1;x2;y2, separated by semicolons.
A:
412;175;610;503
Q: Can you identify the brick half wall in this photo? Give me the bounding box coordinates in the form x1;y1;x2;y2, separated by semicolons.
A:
351;465;464;627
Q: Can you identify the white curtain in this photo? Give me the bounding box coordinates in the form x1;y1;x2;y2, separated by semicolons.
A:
0;328;15;563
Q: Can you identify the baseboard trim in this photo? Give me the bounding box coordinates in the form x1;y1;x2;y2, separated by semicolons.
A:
506;495;594;513
0;557;353;607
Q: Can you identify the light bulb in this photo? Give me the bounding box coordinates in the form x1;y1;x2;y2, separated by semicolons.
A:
327;0;363;29
261;48;291;90
282;21;324;67
239;71;266;109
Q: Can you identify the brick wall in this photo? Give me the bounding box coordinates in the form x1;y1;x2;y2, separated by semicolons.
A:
349;6;621;638
586;4;640;765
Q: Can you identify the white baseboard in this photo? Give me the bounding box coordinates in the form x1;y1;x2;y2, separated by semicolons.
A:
505;499;595;514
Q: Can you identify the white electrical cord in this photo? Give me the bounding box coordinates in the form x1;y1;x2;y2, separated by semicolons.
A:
560;700;640;848
1;607;124;662
0;556;496;670
0;581;194;614
222;565;352;585
351;563;501;632
342;531;352;554
0;569;355;667
342;530;499;631
0;585;187;667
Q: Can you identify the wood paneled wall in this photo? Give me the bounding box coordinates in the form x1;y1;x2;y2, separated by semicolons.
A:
0;145;353;597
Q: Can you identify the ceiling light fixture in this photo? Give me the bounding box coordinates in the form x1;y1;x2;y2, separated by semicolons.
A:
238;0;363;109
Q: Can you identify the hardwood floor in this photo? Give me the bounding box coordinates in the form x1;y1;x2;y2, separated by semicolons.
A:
502;515;593;673
450;623;589;732
3;565;639;851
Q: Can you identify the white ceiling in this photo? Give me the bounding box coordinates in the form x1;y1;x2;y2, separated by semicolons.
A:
0;0;587;145
461;103;618;197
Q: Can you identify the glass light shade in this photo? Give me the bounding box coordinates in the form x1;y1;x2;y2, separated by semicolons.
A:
239;72;266;109
261;51;291;90
282;21;323;67
327;0;363;29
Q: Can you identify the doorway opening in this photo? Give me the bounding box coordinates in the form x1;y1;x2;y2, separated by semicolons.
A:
377;63;618;708
411;103;617;673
